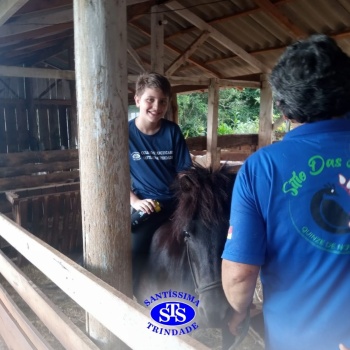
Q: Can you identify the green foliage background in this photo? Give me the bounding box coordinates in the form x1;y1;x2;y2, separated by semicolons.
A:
178;88;269;138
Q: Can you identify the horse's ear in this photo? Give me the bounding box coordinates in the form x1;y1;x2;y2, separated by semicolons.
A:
220;162;241;174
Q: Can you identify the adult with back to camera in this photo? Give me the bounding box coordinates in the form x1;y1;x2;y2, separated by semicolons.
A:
129;72;192;291
221;34;350;350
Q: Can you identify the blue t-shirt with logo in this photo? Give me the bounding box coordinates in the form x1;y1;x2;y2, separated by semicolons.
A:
129;118;192;202
222;119;350;350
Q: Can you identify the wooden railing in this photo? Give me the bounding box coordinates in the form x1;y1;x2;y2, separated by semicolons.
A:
186;134;258;151
0;214;209;350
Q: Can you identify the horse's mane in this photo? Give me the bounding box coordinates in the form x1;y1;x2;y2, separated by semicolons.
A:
170;162;236;239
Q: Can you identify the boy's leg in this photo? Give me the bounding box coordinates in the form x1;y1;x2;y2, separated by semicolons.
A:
131;203;174;293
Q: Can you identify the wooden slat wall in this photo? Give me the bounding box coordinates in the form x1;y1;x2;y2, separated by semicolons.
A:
38;107;50;150
0;103;74;153
0;76;73;153
59;106;69;149
17;103;29;151
49;106;61;150
0;109;6;153
4;106;18;152
0;149;79;192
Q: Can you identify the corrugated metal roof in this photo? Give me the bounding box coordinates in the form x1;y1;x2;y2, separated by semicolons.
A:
1;0;350;94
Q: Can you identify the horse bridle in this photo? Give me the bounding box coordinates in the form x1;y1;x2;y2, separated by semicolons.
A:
183;229;223;295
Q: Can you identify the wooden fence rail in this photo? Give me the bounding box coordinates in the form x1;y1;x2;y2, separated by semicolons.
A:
0;214;208;350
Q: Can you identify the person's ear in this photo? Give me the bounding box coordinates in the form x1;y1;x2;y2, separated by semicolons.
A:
134;95;140;107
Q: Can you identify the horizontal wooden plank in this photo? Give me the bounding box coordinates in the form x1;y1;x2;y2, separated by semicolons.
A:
0;98;72;106
0;214;209;350
0;160;79;178
0;251;99;350
0;299;34;350
186;134;258;151
6;182;80;202
0;170;80;192
0;149;79;167
0;284;54;350
0;65;75;80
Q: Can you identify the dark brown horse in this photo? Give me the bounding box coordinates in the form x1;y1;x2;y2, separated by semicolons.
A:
134;163;239;349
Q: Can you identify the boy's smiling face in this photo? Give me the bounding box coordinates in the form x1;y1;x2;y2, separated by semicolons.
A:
134;87;169;124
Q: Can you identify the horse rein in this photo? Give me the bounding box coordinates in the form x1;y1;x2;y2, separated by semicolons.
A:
183;229;223;295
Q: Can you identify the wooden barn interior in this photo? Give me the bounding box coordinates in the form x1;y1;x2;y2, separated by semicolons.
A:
0;0;350;349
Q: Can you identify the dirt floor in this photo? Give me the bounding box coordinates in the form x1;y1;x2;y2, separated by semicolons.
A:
0;253;264;350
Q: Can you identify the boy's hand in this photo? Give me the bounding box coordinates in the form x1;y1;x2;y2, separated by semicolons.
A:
339;344;350;350
132;199;156;214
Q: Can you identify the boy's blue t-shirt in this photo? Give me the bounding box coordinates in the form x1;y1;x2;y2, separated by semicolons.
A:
129;118;192;201
222;119;350;350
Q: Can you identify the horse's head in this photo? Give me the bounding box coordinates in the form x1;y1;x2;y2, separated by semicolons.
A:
171;163;236;327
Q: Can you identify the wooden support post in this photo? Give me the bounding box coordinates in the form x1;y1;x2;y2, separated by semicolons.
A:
151;5;164;74
166;92;178;123
206;78;220;169
74;1;132;349
258;74;273;148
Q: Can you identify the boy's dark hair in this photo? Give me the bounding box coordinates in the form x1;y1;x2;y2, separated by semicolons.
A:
270;34;350;123
135;72;172;99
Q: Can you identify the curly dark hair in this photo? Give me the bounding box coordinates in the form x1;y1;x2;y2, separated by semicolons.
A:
269;34;350;123
135;72;172;99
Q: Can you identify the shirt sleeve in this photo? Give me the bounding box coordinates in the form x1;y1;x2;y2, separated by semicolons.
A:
222;162;266;266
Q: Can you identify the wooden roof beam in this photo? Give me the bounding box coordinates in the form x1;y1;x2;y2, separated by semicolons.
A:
205;29;350;65
128;22;221;78
129;74;260;88
0;0;29;26
164;1;270;73
252;0;306;39
127;43;148;72
165;31;210;76
0;6;72;38
161;0;293;41
12;0;72;17
1;37;73;66
0;65;259;93
0;30;73;55
0;22;73;45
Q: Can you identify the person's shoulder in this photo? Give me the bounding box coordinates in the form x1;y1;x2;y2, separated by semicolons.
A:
241;142;281;170
163;119;181;132
161;119;182;132
161;119;177;127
